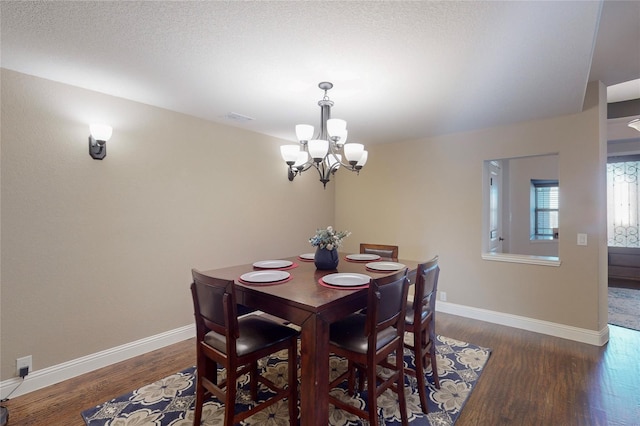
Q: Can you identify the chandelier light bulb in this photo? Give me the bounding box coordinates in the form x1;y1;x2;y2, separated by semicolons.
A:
343;143;365;164
356;151;369;167
356;151;368;168
294;151;309;168
308;139;329;161
327;119;347;136
280;145;301;164
296;124;314;142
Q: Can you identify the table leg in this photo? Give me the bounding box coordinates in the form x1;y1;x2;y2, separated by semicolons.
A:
299;314;330;426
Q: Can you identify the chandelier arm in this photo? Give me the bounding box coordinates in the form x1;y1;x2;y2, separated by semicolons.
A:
309;160;331;188
327;144;357;171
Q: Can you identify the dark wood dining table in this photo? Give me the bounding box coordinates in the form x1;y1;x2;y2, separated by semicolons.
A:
201;253;419;426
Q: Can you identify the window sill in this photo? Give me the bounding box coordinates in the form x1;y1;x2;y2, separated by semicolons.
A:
481;252;561;267
530;235;556;241
529;237;558;244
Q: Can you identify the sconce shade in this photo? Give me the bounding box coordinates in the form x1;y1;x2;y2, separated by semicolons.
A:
89;123;112;160
90;124;113;142
629;119;640;132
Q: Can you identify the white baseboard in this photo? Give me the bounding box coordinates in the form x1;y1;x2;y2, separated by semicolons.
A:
0;324;195;400
436;301;609;346
0;302;610;400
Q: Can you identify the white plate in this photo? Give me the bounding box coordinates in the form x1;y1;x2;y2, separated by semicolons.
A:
252;260;293;269
346;253;381;261
299;253;315;260
322;273;371;287
365;261;406;271
240;270;290;283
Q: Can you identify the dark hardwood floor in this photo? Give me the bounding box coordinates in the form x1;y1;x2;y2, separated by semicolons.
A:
3;313;639;425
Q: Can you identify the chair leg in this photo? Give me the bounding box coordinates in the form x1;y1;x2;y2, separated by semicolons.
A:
249;360;259;400
225;370;237;426
347;361;357;395
287;340;298;425
430;346;440;389
414;345;429;414
411;328;429;414
193;374;204;425
366;364;379;426
396;347;409;426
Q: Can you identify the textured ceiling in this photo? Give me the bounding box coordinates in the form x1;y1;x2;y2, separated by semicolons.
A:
1;1;639;145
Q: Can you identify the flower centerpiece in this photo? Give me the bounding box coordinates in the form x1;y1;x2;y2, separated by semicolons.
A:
309;226;351;270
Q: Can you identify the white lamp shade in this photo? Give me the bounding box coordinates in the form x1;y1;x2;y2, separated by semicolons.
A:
296;124;314;141
308;139;329;160
280;145;300;163
629;119;640;132
294;151;309;167
90;124;113;142
343;143;364;162
327;119;347;137
356;151;368;167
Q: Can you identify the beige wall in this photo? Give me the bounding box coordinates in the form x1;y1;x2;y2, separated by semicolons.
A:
0;70;334;380
337;81;607;332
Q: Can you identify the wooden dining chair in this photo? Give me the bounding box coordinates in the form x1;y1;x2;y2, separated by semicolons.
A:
190;269;299;426
360;243;399;259
403;255;441;414
328;269;410;426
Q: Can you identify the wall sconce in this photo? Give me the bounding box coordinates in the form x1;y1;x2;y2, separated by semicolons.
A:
89;124;113;160
628;119;640;132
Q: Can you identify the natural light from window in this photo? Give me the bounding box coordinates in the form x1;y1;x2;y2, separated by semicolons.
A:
607;160;640;247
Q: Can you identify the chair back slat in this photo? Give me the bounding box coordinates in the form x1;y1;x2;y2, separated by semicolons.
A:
191;270;239;341
415;256;439;320
360;243;399;259
366;268;409;337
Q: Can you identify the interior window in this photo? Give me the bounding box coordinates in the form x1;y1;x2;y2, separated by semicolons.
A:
531;180;559;240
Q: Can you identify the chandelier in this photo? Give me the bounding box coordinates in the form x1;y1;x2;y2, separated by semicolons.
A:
280;82;368;188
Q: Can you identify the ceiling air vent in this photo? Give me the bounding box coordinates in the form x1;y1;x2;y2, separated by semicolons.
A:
223;112;254;123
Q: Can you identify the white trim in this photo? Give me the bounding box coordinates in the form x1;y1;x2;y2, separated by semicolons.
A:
436;301;609;346
0;324;195;400
481;252;561;267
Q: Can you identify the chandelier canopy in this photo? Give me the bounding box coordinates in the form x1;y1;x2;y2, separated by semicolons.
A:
280;82;367;188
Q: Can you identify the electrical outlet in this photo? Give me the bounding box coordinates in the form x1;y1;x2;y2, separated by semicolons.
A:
16;355;32;377
440;291;447;302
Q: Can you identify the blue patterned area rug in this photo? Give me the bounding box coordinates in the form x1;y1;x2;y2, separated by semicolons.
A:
81;335;491;425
